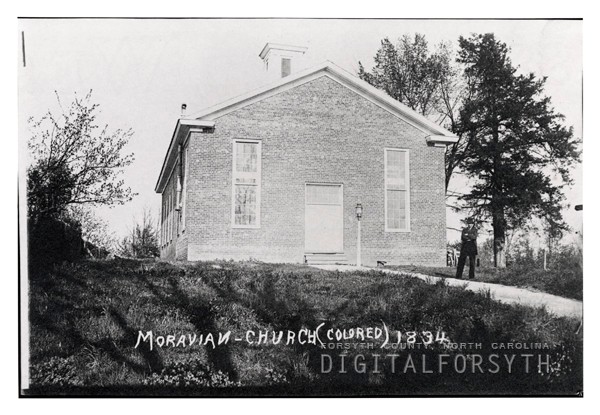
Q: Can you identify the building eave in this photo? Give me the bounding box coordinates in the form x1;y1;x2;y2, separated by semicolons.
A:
154;119;215;193
426;134;459;145
258;42;308;59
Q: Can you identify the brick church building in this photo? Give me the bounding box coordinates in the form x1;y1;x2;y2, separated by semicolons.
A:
155;43;457;266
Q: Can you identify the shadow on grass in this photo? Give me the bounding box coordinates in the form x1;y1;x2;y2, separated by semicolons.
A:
29;288;164;375
29;260;165;375
27;260;583;394
137;273;238;381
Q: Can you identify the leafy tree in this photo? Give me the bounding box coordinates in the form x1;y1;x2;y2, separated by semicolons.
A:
27;91;135;221
358;34;454;117
358;34;465;189
27;160;76;220
456;33;580;268
118;210;159;258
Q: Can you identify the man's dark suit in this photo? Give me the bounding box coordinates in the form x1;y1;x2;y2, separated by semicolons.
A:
456;226;478;279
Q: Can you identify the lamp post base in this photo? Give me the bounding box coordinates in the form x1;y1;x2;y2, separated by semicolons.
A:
356;219;362;267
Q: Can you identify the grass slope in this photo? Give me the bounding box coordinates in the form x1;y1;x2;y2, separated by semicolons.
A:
27;259;582;396
391;260;583;301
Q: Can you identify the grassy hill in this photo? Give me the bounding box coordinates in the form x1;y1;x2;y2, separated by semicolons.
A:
391;255;583;301
26;259;582;396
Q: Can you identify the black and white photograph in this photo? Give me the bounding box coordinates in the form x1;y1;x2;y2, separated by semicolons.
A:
16;13;587;399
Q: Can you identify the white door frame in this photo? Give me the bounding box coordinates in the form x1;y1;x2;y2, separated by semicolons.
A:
304;182;344;253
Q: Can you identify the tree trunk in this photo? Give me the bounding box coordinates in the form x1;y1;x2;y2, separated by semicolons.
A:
490;117;506;268
492;208;507;268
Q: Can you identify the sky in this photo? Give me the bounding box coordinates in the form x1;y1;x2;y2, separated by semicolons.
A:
18;18;583;244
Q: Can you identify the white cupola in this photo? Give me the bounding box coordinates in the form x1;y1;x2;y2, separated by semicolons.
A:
259;43;308;82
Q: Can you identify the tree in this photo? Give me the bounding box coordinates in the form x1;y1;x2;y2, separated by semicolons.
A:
66;207;117;252
118;210;159;258
27;91;135;221
27;159;76;220
455;33;580;268
358;34;455;117
435;44;470;191
358;34;465;189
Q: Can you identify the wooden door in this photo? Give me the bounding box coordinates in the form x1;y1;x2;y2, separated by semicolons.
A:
305;184;344;253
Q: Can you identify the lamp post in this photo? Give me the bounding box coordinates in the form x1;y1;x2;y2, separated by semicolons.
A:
356;203;363;267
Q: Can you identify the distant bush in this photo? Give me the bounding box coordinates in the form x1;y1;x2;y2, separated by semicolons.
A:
498;243;582;300
117;209;159;258
507;237;538;268
443;238;583;300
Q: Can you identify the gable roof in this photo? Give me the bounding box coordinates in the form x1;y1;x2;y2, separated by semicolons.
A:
189;61;457;137
155;61;457;193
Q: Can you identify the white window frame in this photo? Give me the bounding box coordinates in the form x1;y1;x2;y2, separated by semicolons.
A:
305;182;344;206
167;192;170;243
231;139;262;229
182;145;189;232
169;190;173;242
163;195;166;245
160;198;164;246
384;148;411;232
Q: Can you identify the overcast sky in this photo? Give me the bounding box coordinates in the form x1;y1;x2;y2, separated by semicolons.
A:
18;18;582;244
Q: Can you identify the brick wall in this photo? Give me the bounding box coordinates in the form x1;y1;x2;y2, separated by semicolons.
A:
177;75;446;266
160;154;189;261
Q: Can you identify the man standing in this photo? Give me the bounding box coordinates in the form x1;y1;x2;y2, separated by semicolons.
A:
456;219;478;280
